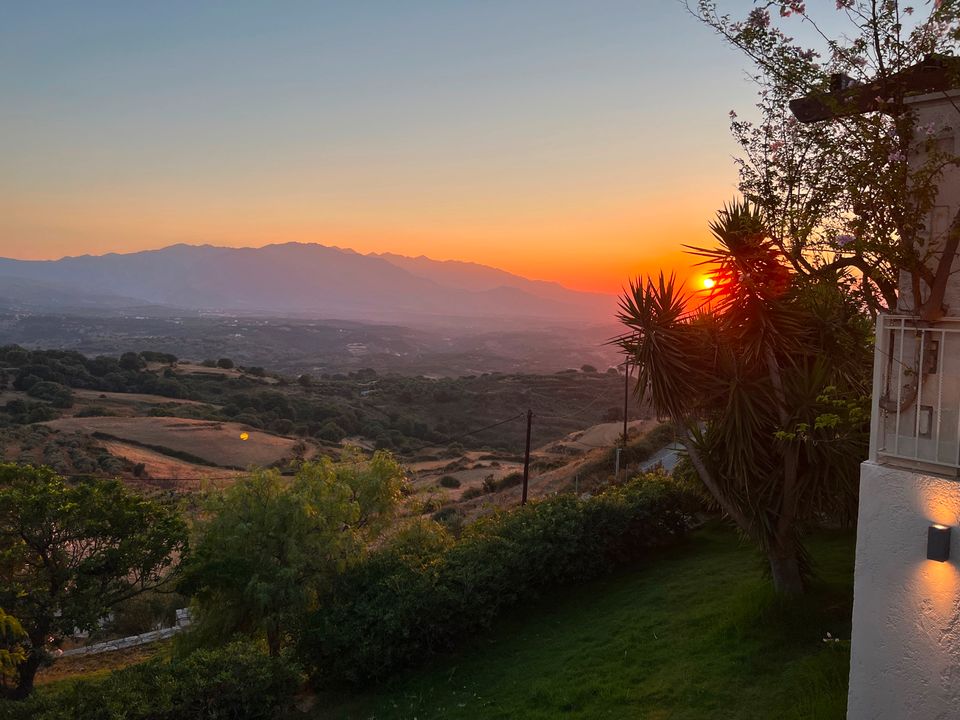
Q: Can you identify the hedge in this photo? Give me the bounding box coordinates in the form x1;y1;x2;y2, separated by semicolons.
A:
300;473;697;685
2;641;300;720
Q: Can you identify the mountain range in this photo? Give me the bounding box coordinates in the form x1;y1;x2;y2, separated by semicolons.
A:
0;243;616;326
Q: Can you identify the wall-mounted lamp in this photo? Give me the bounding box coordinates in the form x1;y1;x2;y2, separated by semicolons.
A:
927;524;951;562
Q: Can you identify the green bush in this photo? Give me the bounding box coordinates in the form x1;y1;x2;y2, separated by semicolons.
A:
26;381;73;408
438;475;461;488
460;486;484;500
8;641;300;720
300;474;696;686
491;471;523;491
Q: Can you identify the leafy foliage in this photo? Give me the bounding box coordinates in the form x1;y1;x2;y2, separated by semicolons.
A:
0;345;634;455
618;203;871;593
299;473;696;686
691;0;960;316
0;609;25;681
0;464;187;697
179;450;406;655
1;641;300;720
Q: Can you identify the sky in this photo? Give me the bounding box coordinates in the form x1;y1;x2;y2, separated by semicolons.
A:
0;1;764;293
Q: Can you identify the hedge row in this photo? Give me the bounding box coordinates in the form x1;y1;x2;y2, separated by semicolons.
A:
300;474;697;685
3;642;299;720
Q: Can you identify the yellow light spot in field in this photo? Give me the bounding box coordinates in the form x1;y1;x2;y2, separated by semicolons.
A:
240;432;249;441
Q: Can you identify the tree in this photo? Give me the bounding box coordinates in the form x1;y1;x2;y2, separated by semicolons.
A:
216;358;234;369
0;465;187;697
118;352;145;371
25;381;73;408
618;202;871;594
690;1;960;317
179;450;406;656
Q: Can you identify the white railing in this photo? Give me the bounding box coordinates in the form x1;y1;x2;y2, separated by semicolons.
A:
872;314;960;474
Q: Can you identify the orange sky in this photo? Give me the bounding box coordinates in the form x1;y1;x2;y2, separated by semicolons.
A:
0;2;748;295
0;185;724;294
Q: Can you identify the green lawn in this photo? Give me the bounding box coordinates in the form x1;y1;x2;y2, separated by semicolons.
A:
318;525;854;720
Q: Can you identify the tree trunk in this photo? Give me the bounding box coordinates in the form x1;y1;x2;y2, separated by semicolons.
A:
768;549;805;595
12;648;42;700
266;623;281;657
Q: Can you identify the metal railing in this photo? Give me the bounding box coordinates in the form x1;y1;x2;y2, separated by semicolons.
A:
872;314;960;474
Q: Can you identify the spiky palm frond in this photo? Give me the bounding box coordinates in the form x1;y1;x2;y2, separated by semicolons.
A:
617;200;870;593
615;273;717;421
687;200;808;364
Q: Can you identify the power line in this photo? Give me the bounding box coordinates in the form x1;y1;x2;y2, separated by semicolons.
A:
442;412;526;444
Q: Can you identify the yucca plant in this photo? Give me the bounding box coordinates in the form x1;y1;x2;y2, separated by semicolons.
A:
617;201;871;593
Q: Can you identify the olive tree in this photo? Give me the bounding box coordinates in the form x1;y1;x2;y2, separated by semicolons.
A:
0;464;187;698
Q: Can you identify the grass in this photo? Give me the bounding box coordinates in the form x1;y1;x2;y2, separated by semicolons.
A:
33;640;174;693
317;525;854;720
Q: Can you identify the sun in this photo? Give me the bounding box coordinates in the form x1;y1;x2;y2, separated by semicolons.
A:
702;277;716;290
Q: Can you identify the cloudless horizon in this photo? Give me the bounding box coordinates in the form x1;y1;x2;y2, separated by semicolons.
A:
1;1;762;293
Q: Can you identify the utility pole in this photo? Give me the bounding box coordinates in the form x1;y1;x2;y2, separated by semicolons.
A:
622;358;630;447
521;409;532;506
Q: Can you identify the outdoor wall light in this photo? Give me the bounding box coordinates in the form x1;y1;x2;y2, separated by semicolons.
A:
927;524;951;562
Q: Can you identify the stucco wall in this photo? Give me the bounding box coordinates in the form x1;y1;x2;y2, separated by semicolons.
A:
847;461;960;719
899;90;960;317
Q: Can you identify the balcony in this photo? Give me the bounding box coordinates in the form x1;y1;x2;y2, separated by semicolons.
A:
871;314;960;475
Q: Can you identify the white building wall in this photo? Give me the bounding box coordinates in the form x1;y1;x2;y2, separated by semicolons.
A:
847;461;960;719
900;89;960;316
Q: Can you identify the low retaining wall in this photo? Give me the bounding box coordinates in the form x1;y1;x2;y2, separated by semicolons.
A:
62;608;192;658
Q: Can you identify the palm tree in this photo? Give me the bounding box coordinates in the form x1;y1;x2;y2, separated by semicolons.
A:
617;201;871;594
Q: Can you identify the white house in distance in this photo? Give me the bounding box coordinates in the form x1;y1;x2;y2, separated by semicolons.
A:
793;56;960;719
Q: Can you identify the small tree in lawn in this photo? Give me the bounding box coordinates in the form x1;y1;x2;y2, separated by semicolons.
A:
618;202;871;594
0;464;187;698
179;449;406;656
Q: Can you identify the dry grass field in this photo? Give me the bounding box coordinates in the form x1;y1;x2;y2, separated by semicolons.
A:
68;389;208;417
42;416;303;469
96;438;243;488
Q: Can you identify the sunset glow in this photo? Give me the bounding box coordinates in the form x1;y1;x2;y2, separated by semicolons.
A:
0;2;752;294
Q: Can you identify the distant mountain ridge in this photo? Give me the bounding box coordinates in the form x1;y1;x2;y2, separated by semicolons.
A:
0;242;616;325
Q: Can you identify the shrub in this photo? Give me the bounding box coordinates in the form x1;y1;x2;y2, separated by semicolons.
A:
438;475;461;488
15;641;300;720
76;405;115;417
26;382;73;408
492;471;523;491
118;352;144;371
460;486;484;500
316;420;346;443
216;358;234;369
300;474;697;685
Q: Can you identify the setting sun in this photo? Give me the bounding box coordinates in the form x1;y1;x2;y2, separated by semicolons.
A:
702;277;716;290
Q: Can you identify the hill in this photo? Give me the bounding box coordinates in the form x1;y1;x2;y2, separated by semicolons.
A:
0;243;616;325
0;346;657;499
